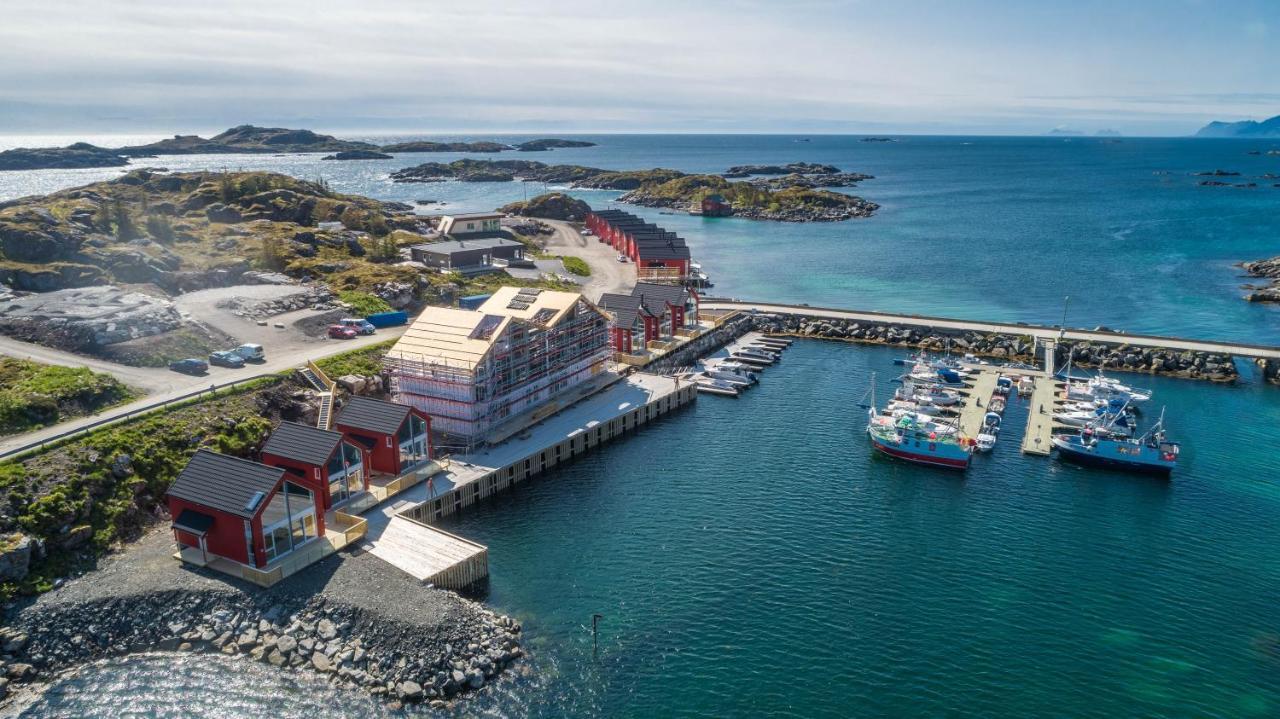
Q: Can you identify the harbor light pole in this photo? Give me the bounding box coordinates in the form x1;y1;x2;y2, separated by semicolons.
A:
1059;295;1070;341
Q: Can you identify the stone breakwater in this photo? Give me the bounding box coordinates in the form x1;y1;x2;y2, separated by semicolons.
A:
751;314;1240;382
0;589;522;709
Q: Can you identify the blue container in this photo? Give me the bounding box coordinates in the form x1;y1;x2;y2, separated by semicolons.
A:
458;294;491;311
365;310;409;328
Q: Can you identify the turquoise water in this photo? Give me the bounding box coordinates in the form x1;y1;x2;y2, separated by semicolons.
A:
7;135;1280;716
2;134;1277;342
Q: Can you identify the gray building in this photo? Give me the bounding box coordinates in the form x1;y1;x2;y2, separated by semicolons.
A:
409;238;528;273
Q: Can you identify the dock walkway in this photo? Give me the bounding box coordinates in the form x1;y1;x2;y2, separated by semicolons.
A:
365;515;488;589
1022;377;1064;455
958;371;999;438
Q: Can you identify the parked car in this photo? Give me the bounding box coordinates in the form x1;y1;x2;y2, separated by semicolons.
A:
617;254;628;263
328;324;358;339
232;343;265;362
208;350;245;368
339;318;376;335
169;358;209;375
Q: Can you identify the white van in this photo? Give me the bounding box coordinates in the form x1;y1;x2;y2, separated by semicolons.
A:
233;343;265;362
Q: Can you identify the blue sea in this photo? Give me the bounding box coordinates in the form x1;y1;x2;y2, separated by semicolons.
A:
3;133;1277;342
8;134;1280;718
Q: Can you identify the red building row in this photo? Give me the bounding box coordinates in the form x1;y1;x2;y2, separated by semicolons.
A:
598;282;698;354
167;396;432;570
584;210;691;282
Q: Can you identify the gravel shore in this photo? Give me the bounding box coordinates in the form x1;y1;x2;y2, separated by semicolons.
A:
0;525;521;709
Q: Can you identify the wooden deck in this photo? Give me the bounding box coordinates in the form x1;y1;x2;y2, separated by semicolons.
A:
365;515;488;589
1021;377;1065;456
957;371;1000;438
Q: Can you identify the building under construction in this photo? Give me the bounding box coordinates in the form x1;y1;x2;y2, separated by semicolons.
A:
383;287;612;444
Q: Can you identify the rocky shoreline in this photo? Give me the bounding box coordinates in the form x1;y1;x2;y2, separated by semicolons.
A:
1241;255;1280;303
751;314;1240;382
0;527;524;710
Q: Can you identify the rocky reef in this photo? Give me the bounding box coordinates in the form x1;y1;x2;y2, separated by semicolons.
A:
321;150;393;161
515;139;596;152
751;313;1238;382
0;143;129;172
498;192;591;221
1241;255;1280;302
391;159;877;221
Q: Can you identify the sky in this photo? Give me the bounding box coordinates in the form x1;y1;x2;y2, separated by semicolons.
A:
0;0;1277;136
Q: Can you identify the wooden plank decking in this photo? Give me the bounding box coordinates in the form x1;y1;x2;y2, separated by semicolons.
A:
1022;377;1065;456
957;371;999;438
365;515;488;589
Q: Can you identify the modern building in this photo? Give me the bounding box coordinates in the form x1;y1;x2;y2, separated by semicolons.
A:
438;212;503;237
167;449;323;569
260;421;368;511
333;396;433;476
599;283;698;354
408;238;527;273
383;287;612;442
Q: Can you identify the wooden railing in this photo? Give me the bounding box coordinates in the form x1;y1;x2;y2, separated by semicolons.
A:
331;511;368;545
239;563;284;587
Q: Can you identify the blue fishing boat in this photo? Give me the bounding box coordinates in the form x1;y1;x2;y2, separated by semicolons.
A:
865;377;973;470
1051;410;1179;475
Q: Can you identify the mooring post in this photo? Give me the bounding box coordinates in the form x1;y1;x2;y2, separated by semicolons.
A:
592;613;603;658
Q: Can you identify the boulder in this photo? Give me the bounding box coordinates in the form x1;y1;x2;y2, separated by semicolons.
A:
205;203;243;223
0;534;33;582
396;680;424;702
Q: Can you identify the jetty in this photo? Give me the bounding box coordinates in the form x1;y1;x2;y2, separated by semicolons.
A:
958;371;1000;437
366;515;488;589
700;299;1280;362
1021;377;1065;456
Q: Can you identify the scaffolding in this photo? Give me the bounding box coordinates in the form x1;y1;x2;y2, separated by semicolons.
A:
385;298;612;446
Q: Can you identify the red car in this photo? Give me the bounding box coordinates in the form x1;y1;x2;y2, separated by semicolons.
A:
327;324;358;339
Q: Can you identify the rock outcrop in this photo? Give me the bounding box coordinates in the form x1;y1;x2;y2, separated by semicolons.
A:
515;139;597;152
1241;255;1280;302
321;150;393;161
499;192;591;221
0;143;129;171
116;125;379;156
0;287;184;351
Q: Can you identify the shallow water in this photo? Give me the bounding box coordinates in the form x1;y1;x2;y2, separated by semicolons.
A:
25;341;1280;718
2;133;1277;342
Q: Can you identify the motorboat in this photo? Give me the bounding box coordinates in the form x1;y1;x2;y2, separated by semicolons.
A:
681;372;740;396
699;363;755;387
1016;376;1035;396
734;347;779;364
713;359;763;375
975;433;997;452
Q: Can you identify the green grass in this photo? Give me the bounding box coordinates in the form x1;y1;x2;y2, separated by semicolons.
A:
337;290;393;317
0;358;137;436
315;339;396;378
559;256;592;277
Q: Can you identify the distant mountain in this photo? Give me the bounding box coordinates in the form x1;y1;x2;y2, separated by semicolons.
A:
1195;114;1280;138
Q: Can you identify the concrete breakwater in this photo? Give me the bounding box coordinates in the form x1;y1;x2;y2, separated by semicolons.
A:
751;313;1241;382
2;588;521;708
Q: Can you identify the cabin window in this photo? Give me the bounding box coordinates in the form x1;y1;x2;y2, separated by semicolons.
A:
261;481;316;563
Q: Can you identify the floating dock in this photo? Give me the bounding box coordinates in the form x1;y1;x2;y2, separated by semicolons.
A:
958;371;1000;437
1021;376;1065;455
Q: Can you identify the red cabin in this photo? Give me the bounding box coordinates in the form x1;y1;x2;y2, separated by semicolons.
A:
599;283;697;353
333;396;433;476
260;421;369;511
167;449;324;569
701;193;732;217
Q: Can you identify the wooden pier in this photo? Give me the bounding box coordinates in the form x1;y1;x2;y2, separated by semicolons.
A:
1021;377;1065;456
958;371;1000;437
365;515;489;589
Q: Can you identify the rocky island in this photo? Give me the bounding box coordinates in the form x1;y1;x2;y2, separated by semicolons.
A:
391;159;878;221
321;150;393;161
515;139;597;151
1241;255;1280;302
116;125;380;156
0;143;129;171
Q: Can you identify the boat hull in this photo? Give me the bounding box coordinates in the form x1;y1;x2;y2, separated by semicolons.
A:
1051;437;1174;476
868;432;970;470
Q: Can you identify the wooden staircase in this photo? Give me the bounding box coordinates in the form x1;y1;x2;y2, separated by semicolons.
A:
298;361;337;430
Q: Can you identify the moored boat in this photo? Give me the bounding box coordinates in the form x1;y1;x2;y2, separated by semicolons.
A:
865;377;973;470
1051;410;1179;475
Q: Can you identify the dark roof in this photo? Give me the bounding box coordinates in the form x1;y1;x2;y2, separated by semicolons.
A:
635;240;691;260
633;282;690;314
599;292;644;328
628;231;680;241
411;238;523;257
172;508;214;535
166;449;285;519
336;396;411;436
261;421;342;467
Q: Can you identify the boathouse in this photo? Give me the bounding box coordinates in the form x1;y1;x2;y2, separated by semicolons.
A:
701;194;732;217
333;396;433;476
167;449;323;569
260;421;369;511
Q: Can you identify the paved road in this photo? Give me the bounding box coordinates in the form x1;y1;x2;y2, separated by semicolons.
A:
700;299;1280;360
0;326;406;458
539;219;635;301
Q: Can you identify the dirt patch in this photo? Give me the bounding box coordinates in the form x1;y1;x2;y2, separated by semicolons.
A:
292;309;348;338
98;322;237;366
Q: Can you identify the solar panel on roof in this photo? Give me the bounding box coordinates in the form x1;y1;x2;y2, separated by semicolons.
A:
516;288;542;298
507;299;533;310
